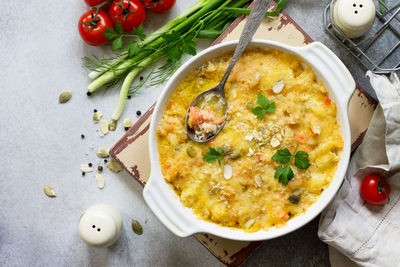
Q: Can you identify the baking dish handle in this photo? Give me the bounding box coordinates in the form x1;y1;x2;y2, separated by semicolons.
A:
295;42;356;108
143;176;198;238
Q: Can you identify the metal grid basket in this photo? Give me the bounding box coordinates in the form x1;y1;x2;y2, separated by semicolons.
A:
324;0;400;74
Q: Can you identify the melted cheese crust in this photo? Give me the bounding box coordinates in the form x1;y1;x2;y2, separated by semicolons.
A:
157;48;343;232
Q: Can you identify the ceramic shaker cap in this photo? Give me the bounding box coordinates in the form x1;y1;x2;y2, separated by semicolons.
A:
79;204;123;247
332;0;375;38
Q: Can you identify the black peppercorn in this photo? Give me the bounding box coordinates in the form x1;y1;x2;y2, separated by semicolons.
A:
87;92;91;96
124;127;129;131
81;134;85;139
93;109;97;113
140;76;144;81
104;159;108;163
88;163;93;167
127;95;131;99
136;110;141;116
82;172;85;176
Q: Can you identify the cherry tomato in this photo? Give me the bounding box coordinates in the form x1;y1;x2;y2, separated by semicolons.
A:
109;0;146;32
84;0;112;10
360;174;391;205
78;10;114;46
142;0;176;14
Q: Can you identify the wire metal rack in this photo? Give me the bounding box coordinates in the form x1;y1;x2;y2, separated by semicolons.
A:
324;0;400;74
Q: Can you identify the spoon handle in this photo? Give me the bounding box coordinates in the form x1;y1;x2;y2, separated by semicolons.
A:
219;0;272;90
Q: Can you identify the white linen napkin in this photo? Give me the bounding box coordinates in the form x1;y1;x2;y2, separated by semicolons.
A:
318;71;400;267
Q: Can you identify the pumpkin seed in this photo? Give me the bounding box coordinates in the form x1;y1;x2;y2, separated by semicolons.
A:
244;218;255;229
289;194;300;204
106;160;122;173
123;118;133;129
58;90;72;103
80;164;93;173
43;185;56;197
221;144;231;154
272;80;284;94
131;219;143;235
223;164;233;179
108;120;117;131
93;111;103;121
230;148;241;160
100;120;109;135
246;101;254;109
186;146;197;158
95;174;104;189
96;147;109;158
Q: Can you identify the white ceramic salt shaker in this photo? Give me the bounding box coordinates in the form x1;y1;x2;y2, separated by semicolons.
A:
79;204;123;247
332;0;376;38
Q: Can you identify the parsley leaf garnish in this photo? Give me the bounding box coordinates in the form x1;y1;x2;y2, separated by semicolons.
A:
294;151;310;169
103;22;147;54
272;145;310;185
271;148;291;163
162;31;197;62
203;147;223;165
251;94;276;118
274;166;294;185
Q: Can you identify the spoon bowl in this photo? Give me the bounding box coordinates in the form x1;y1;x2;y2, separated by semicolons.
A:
185;0;271;142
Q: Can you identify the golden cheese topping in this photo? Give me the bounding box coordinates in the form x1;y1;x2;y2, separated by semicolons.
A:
157;48;343;232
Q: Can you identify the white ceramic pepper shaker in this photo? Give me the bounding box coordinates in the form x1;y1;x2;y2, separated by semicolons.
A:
332;0;376;38
79;204;123;247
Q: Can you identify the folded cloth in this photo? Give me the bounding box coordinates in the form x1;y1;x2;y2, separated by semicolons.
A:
318;71;400;267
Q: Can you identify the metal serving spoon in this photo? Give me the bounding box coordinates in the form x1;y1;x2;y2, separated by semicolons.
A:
185;0;272;142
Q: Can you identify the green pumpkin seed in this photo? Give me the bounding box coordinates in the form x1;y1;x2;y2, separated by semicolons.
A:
246;101;254;109
59;90;72;103
222;144;231;154
108;120;117;131
186;146;197;158
131;219;143;235
230;148;241;160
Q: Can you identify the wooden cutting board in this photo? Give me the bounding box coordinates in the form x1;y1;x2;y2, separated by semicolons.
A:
110;3;377;266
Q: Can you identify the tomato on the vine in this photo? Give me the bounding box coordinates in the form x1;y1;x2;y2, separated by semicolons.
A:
84;0;112;10
142;0;176;14
109;0;146;32
360;174;391;205
78;10;114;46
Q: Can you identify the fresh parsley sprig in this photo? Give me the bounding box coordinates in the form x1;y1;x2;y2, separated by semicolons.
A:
103;22;146;54
203;147;223;166
272;145;310;185
162;31;197;62
251;94;276;118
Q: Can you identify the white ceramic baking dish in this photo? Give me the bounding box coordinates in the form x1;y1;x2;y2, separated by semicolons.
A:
143;40;355;241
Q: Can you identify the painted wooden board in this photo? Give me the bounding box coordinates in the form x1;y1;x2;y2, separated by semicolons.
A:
110;3;377;266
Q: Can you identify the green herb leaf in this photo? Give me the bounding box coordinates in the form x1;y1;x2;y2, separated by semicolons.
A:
126;41;141;57
115;21;124;34
203;147;223;165
163;30;181;43
274;166;294;185
132;25;146;40
251;106;267;119
251;94;276;118
272;148;292;164
257;93;269;108
103;27;119;40
294;151;310;169
112;37;124;51
165;45;183;62
181;38;197;56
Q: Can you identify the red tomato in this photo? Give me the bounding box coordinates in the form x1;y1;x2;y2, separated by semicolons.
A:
360;174;391;205
142;0;176;14
109;0;146;32
78;10;114;46
84;0;112;9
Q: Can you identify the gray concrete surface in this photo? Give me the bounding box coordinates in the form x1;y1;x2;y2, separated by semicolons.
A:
0;0;392;266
